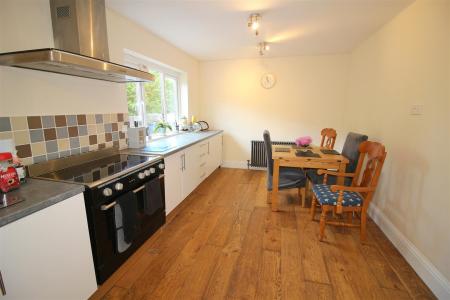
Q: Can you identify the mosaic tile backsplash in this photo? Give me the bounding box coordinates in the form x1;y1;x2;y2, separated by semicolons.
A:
0;113;129;165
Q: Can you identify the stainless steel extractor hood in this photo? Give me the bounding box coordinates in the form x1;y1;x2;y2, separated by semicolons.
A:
0;0;154;83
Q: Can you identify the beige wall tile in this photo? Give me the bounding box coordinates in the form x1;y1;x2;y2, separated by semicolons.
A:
13;130;30;145
103;114;111;123
0;132;13;140
86;114;96;124
110;113;118;122
21;157;33;166
88;125;97;135
31;142;46;156
10;116;28;130
79;135;89;147
106;141;113;148
97;134;105;144
97;124;105;133
89;144;98;151
57;138;70;151
119;140;127;149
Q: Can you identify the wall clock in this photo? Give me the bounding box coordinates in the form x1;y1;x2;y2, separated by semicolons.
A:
261;73;276;89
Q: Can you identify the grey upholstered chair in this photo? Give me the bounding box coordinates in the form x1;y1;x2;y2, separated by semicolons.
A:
263;130;306;205
306;132;368;186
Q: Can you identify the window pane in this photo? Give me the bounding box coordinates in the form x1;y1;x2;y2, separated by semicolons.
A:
165;76;178;123
126;83;138;117
143;70;163;123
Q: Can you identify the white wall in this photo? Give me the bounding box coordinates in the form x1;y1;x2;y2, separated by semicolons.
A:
0;0;200;117
345;0;450;295
200;55;350;167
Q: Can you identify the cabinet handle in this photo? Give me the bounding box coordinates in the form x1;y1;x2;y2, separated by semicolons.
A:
0;270;6;296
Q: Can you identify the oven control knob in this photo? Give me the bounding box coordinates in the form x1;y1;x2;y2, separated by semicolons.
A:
158;163;165;170
150;167;156;174
144;169;151;177
138;172;145;180
114;183;124;191
103;188;113;197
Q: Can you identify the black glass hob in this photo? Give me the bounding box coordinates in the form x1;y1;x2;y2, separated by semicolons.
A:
38;154;157;186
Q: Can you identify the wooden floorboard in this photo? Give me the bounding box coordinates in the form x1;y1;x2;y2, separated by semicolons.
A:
89;168;436;300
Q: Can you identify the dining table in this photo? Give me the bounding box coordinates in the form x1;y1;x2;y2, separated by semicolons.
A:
271;144;349;211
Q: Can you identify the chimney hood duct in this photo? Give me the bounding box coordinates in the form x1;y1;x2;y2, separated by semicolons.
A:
0;0;154;83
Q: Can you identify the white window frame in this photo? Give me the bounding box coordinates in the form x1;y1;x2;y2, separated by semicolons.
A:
124;52;182;127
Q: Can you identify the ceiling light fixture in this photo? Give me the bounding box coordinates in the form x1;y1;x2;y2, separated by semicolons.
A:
248;13;261;36
258;42;270;56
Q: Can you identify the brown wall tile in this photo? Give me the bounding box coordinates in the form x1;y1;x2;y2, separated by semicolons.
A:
105;132;112;142
68;126;78;137
112;123;118;132
98;143;106;149
44;128;57;141
55;115;67;127
16;144;32;158
118;113;124;122
27;116;42;129
89;135;97;145
77;114;87;125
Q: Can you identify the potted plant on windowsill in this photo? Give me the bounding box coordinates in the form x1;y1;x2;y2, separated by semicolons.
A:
154;121;172;135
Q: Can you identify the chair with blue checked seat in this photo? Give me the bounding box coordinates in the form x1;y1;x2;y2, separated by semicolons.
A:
263;130;307;205
310;140;387;242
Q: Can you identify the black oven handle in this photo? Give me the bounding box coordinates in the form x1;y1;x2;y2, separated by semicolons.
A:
100;201;117;211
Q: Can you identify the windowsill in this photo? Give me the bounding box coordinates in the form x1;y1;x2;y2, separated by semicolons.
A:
147;131;184;141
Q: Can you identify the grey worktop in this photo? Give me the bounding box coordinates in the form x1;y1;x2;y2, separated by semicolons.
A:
126;130;223;156
0;179;85;228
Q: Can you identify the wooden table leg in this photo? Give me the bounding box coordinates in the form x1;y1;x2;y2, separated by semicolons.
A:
337;161;346;185
271;159;280;212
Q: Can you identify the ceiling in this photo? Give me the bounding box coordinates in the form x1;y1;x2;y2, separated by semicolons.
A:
106;0;414;61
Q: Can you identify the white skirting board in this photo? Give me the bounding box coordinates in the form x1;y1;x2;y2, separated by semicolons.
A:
221;160;250;169
368;205;450;299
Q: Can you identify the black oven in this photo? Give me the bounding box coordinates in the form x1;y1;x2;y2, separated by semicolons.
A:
83;160;165;284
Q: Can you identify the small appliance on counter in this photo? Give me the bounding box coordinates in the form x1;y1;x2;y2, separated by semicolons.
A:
193;121;209;131
128;127;147;148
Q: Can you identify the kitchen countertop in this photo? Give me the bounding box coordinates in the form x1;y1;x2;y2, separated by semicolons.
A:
125;130;223;156
0;179;85;228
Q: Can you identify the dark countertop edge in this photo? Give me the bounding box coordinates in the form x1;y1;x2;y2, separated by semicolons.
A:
0;181;85;228
127;130;223;157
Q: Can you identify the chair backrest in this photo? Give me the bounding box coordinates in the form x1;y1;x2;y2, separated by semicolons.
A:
342;132;368;174
320;128;337;149
263;130;273;175
353;141;387;205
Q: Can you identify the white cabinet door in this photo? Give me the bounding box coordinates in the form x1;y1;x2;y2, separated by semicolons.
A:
207;134;223;176
182;145;200;199
0;193;97;300
164;151;183;215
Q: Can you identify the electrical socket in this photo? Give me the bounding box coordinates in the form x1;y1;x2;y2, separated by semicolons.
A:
410;104;424;115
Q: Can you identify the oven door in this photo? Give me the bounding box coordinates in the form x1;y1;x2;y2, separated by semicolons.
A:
133;174;165;238
90;174;165;284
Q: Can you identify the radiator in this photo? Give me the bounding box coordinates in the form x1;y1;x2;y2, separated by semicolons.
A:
248;140;294;168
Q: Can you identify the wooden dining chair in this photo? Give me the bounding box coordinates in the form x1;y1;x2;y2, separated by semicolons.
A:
310;141;387;242
320;128;337;149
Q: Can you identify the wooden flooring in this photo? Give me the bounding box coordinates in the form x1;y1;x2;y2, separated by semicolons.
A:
90;168;435;300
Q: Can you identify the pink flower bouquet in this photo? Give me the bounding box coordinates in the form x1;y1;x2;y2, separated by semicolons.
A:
295;136;312;147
